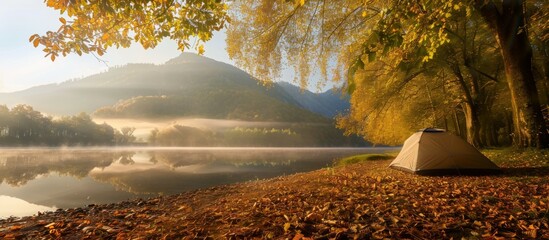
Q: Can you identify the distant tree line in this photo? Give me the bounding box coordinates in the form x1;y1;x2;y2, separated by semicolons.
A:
149;124;369;147
0;105;135;146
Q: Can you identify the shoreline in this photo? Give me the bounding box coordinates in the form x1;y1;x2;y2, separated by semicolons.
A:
0;146;397;151
1;155;548;239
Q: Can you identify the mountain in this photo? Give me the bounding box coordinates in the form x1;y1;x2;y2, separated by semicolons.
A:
0;53;347;121
277;82;349;118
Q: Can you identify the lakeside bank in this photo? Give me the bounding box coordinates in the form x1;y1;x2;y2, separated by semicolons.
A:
1;149;548;239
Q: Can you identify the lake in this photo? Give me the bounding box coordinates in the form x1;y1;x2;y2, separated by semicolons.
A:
0;147;397;218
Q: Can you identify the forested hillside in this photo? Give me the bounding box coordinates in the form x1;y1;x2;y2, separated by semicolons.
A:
93;90;327;122
0;53;347;122
0;52;368;147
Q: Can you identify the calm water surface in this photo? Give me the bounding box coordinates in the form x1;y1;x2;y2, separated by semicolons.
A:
0;147;396;218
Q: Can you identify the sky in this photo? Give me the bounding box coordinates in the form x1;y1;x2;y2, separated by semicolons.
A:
0;0;234;93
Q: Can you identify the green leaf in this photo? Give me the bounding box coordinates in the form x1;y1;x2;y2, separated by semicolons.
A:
368;51;376;62
347;56;364;81
367;32;380;45
347;80;356;95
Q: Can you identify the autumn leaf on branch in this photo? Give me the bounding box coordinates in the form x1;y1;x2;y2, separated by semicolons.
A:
32;0;230;61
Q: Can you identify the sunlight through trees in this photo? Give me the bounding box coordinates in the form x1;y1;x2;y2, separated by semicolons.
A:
35;0;549;148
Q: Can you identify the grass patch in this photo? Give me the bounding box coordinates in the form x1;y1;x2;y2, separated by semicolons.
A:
482;148;549;167
336;153;396;167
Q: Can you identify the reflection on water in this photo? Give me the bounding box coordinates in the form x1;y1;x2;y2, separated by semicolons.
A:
0;195;56;219
0;147;396;218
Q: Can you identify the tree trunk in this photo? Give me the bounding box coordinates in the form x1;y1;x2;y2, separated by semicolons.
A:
450;64;482;147
480;115;499;147
453;109;462;137
541;51;549;125
504;111;514;145
475;0;549;148
463;64;491;147
539;40;549;104
497;13;548;148
462;103;481;147
542;53;549;103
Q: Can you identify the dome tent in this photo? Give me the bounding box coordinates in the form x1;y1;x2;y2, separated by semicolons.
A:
389;128;500;175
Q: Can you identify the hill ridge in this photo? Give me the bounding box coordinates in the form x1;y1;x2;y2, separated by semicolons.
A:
0;53;347;120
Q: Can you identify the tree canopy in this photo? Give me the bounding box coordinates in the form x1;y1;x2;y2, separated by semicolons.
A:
32;0;229;61
226;0;549;148
35;0;549;148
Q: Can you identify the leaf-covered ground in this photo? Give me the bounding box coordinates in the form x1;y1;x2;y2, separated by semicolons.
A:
1;149;548;239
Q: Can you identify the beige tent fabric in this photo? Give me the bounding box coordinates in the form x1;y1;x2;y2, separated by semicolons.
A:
389;130;499;174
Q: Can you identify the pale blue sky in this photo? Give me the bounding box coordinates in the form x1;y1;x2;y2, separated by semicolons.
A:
0;0;233;93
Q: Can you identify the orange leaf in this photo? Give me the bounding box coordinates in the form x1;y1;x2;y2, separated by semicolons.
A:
10;225;22;231
292;233;304;240
33;38;40;48
524;229;537;238
28;34;38;42
59;17;66;25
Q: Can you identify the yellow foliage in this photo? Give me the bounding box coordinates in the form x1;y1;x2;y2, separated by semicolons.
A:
197;44;205;55
35;0;229;60
226;0;481;144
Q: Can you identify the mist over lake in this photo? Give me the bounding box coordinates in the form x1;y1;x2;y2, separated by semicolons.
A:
1;1;547;238
0;147;396;218
0;53;372;220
